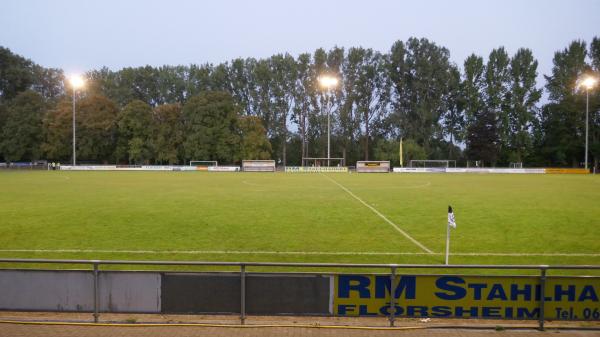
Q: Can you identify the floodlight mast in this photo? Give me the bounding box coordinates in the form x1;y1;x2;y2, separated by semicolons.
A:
318;75;339;166
69;75;85;166
579;76;597;171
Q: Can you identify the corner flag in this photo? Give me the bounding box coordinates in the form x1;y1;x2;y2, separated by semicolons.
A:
445;205;456;265
448;206;456;228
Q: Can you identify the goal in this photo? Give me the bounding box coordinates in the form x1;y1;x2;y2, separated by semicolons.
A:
409;160;456;168
189;161;218;167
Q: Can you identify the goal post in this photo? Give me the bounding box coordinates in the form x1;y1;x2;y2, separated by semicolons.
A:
189;160;218;167
409;160;456;168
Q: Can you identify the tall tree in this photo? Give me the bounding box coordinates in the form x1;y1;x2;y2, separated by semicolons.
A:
116;100;155;164
344;47;388;160
153;103;184;164
388;38;454;151
542;40;589;166
87;67;128;106
187;64;214;97
291;53;315;161
441;66;465;158
270;53;297;165
76;95;119;163
484;47;511;162
463;54;498;164
507;48;542;163
41;99;72;161
238;116;272;160
338;51;360;163
228;58;257;116
156;65;187;104
182;91;240;164
462;54;486;127
251;59;276;138
31;66;64;102
0;90;45;161
210;63;230;92
0;47;34;102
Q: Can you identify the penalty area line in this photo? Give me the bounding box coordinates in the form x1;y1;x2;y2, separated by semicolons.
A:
0;249;598;257
321;174;434;254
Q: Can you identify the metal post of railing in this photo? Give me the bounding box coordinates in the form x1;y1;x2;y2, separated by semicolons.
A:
389;266;396;327
240;264;246;325
539;267;547;331
93;262;99;323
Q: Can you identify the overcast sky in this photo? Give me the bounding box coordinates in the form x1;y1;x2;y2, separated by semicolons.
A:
1;0;598;84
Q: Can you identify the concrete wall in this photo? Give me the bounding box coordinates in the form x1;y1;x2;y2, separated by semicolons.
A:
98;272;160;313
0;270;329;315
0;270;161;313
0;270;93;311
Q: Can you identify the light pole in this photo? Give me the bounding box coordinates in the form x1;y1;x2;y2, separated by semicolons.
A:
318;75;339;166
69;75;85;166
579;76;597;171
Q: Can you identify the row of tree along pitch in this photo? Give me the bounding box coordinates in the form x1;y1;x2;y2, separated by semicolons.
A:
0;37;599;168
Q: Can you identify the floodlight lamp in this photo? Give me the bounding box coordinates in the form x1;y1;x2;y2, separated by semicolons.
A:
318;75;339;89
69;75;85;89
581;76;597;90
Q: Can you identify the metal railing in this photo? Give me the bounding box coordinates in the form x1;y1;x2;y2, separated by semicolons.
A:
1;258;599;330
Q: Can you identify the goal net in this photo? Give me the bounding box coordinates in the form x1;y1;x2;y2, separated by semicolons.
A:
189;161;218;167
409;160;456;168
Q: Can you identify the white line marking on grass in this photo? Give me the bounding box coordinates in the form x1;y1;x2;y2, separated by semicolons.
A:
0;249;429;255
0;249;598;257
320;174;434;254
450;252;600;257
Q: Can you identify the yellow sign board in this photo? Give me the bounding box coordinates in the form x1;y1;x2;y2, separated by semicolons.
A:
334;275;600;320
545;168;589;174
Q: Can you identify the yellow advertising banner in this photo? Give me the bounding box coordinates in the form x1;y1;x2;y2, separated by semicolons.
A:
334;275;600;320
544;168;589;174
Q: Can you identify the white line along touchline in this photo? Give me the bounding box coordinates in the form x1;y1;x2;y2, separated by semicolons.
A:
0;249;598;257
321;173;434;254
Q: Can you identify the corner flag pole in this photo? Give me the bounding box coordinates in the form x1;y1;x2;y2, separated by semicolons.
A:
446;205;456;265
445;219;450;265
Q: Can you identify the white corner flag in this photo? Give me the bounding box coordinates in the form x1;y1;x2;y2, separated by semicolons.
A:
445;205;456;265
448;206;456;228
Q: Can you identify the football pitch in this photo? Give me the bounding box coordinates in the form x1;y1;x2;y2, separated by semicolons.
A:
0;171;599;271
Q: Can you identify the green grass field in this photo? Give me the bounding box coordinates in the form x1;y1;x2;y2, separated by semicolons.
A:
0;171;599;272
